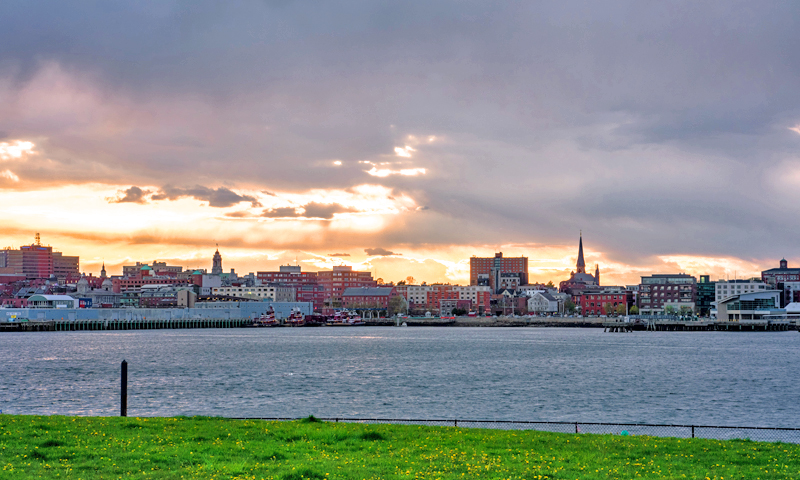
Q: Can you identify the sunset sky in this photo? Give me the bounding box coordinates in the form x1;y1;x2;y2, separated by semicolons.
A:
1;2;799;286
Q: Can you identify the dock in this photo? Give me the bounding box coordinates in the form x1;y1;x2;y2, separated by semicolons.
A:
0;317;252;332
603;319;796;332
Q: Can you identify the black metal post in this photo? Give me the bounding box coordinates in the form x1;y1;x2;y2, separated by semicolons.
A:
691;425;695;438
575;422;579;433
121;360;128;417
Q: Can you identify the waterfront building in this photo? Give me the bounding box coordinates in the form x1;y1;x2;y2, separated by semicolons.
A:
26;294;77;309
317;266;377;307
0;235;79;281
577;286;629;316
469;252;528;293
714;279;769;305
638;274;697;315
716;290;783;321
696;275;716;317
257;266;325;311
761;259;800;306
341;286;398;311
211;285;296;302
527;291;560;314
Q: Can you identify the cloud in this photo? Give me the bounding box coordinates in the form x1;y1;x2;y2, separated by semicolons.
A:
152;185;261;208
262;202;357;219
0;169;20;183
108;186;151;204
0;141;35;161
365;247;400;256
328;253;350;257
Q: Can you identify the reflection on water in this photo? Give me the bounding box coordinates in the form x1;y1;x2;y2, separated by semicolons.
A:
0;327;797;427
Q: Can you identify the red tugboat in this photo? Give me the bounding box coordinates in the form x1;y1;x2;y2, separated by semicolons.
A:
326;309;365;326
252;307;279;327
284;307;306;327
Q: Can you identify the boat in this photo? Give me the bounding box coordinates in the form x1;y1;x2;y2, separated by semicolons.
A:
326;309;365;326
285;307;306;327
252;307;279;327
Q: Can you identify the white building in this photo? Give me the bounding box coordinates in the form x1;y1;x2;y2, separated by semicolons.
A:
212;285;295;302
527;292;560;314
715;280;769;305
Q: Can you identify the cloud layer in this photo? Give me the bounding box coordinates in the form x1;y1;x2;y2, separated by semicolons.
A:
2;1;800;282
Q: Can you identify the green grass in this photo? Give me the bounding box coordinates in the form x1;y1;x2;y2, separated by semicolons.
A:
1;415;799;479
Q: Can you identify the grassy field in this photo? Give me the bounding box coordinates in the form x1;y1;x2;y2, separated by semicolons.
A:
1;415;799;479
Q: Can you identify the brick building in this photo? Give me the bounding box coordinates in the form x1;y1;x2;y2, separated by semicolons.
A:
469;252;528;293
638;274;697;314
316;266;376;307
0;236;79;281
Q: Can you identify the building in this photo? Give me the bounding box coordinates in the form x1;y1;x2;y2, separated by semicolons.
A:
761;259;800;307
26;294;77;309
257;266;325;311
716;290;783;321
577;287;629;316
341;286;398;312
638;274;697;315
211;285;296;302
696;275;716;317
75;274;122;308
395;284;492;314
469;252;528;293
715;279;769;305
527;291;560;314
113;266;190;293
122;261;183;277
211;248;223;275
0;235;80;281
317;266;377;307
559;234;600;295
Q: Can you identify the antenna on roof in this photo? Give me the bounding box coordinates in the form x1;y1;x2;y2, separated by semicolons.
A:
35;233;41;246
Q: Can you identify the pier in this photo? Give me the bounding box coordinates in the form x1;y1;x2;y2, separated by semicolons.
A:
0;317;252;332
603;318;796;332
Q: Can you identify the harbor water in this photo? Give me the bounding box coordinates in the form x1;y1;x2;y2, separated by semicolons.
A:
1;327;797;427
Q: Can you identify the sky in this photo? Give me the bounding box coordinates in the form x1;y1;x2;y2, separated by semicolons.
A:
1;1;799;286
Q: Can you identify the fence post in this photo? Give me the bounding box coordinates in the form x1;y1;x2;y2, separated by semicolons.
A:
575;422;578;434
691;426;695;438
120;360;128;417
454;419;458;427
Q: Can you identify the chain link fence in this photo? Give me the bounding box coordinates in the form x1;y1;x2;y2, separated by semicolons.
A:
232;417;800;444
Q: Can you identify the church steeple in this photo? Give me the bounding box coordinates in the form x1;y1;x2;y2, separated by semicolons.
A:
576;232;585;274
212;245;223;275
100;262;107;278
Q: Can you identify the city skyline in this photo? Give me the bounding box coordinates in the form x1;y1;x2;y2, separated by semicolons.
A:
2;2;799;285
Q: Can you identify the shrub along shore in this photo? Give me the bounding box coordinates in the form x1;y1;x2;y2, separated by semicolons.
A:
1;415;799;479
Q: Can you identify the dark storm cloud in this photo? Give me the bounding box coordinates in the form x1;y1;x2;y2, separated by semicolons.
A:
262;202;357;219
152;186;261;208
365;248;400;256
108;186;151;204
2;1;800;262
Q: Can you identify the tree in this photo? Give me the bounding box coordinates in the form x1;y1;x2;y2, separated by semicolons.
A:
406;276;416;285
615;303;626;315
388;295;407;316
564;300;576;314
545;280;555;288
629;305;639;315
396;280;406;286
376;278;384;285
665;305;676;314
603;303;614;316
